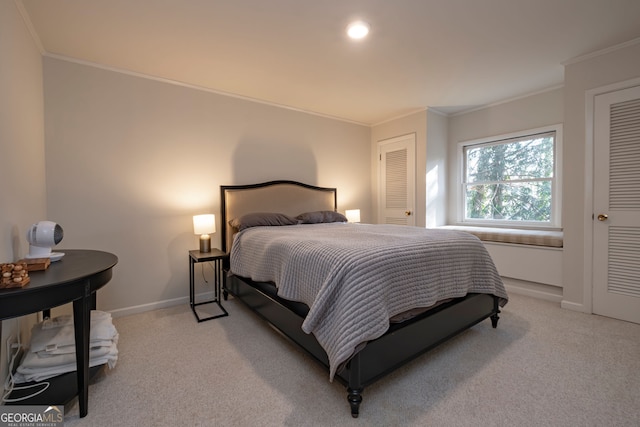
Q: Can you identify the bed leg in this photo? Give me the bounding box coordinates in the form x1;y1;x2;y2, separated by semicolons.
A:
347;387;363;418
490;296;501;328
490;309;500;328
346;353;363;417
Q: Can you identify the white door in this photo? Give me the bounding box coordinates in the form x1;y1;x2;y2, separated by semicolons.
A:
378;134;416;225
592;85;640;324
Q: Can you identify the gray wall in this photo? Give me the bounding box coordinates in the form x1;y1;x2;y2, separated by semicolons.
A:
0;0;47;387
425;109;448;227
43;58;372;314
446;88;565;225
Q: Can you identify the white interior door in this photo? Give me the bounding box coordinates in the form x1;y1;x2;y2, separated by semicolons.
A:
592;85;640;324
378;134;415;225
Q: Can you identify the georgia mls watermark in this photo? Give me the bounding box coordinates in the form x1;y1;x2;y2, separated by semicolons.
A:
0;405;63;427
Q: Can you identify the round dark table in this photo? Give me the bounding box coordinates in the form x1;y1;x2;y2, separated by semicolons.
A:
0;249;118;417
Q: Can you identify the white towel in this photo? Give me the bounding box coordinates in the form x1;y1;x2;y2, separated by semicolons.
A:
13;310;119;384
14;342;118;383
29;311;117;354
19;341;116;369
34;339;115;356
40;310;112;330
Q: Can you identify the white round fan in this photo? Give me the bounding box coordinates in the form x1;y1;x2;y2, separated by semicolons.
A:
25;221;65;261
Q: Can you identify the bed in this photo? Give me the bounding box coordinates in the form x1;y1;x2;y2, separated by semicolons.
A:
220;180;507;417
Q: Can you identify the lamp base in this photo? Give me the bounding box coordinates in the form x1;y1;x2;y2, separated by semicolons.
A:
199;235;211;253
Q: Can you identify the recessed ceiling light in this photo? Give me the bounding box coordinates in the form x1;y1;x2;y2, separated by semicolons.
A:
346;21;370;40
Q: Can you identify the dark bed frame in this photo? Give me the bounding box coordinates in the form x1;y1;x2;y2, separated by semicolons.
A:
220;181;500;418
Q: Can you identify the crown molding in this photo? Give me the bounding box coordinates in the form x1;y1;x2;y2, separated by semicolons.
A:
14;0;45;54
450;84;565;117
371;107;428;127
42;52;371;128
562;37;640;66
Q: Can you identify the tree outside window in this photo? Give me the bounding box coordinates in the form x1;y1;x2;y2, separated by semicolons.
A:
463;131;556;224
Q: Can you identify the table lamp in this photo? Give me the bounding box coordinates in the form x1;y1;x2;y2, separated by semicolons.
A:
193;214;215;253
345;209;361;223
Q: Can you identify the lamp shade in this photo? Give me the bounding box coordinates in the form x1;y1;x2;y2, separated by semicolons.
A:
193;214;215;235
345;209;361;223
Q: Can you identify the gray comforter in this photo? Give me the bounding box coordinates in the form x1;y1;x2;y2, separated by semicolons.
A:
230;223;508;380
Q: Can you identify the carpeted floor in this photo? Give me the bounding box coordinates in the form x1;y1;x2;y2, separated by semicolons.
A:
62;293;640;426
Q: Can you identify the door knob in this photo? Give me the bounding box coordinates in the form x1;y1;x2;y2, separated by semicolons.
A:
405;211;412;216
597;214;608;221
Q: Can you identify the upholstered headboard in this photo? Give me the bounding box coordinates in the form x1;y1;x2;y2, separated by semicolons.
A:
220;181;337;252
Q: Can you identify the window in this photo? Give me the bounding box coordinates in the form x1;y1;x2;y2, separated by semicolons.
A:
459;125;562;228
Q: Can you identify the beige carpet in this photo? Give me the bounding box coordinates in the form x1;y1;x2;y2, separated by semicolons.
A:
62;293;640;426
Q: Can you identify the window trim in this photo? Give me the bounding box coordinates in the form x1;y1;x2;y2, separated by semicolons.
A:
456;124;563;229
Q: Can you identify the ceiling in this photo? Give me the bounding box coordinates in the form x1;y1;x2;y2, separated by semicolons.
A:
18;0;640;125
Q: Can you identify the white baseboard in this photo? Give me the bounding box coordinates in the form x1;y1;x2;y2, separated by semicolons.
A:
111;280;568;318
502;277;563;303
560;300;588;313
109;281;577;318
108;291;215;318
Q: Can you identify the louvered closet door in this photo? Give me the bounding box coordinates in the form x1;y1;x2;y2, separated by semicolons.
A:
593;85;640;324
379;134;416;226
